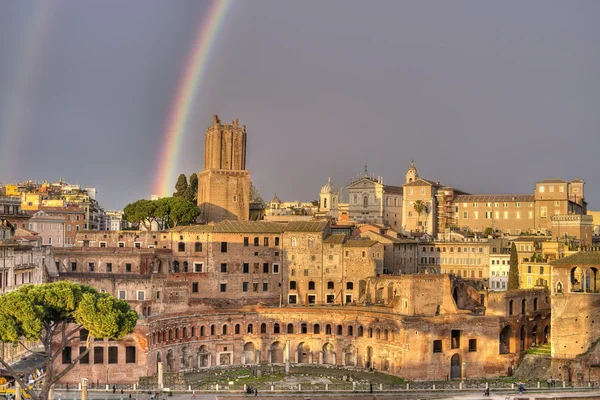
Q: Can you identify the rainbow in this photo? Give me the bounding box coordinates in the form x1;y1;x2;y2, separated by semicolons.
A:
153;0;233;198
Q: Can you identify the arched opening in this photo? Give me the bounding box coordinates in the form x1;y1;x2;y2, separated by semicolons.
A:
509;300;514;315
586;268;600;293
166;349;174;372
247;324;253;334
533;298;538;311
383;329;389;341
453;287;459;306
156;352;161;373
571;267;583;292
235;324;240;334
244;342;256;364
323;343;335;365
357;326;363;337
270;341;284;364
365;346;373;368
521;299;527;315
368;327;373;338
313;324;320;334
198;345;210;368
556;281;563;294
531;325;538;347
180;346;189;369
172;261;179;273
520;324;526;352
375;328;381;340
200;326;205;336
297;342;310;363
358;280;367;302
261;323;267;334
287;323;294;334
273;323;280;334
210;325;215;336
325;324;332;335
348;326;353;336
450;354;461;379
222;325;228;335
183;261;188;273
344;344;356;366
499;325;515;354
301;323;308;334
337;325;343;335
544;325;549;344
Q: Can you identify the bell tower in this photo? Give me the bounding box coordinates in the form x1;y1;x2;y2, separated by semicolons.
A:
406;159;419;184
197;115;250;223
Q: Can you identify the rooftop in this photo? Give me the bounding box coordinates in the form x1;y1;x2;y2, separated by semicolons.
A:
550;251;600;266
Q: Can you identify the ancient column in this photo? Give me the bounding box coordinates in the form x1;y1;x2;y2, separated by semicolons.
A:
15;381;21;400
284;340;290;375
157;362;164;389
81;378;88;400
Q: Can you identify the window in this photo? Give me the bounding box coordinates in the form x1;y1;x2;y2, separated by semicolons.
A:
79;346;90;364
463;211;468;219
178;242;185;252
327;281;334;290
94;347;104;364
263;282;268;292
118;290;126;300
291;237;297;247
195;242;202;252
62;347;72;364
275;237;280;246
221;263;227;273
108;347;118;364
253;283;259;292
308;238;315;248
451;330;460;349
70;262;77;272
290;281;297;290
194;262;203;273
192;283;199;293
263;263;269;273
126;263;132;273
274;323;280;333
106;263;112;273
541;207;547;219
288;295;297;304
326;325;332;335
244;237;249;247
308;281;315;290
264;237;269;246
126;346;136;363
221;242;227;252
273;263;280;274
539;185;545;193
346;282;354;290
314;324;320;334
88;262;94;272
468;339;477;352
137;291;145;301
254;237;259;246
433;340;442;353
242;282;249;292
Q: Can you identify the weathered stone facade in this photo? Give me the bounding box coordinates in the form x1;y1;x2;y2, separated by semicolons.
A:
197;115;250;223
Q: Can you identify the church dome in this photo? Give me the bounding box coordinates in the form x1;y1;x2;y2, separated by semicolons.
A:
320;177;333;194
270;193;281;204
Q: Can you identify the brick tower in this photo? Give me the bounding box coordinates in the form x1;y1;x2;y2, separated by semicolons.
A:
197;114;250;223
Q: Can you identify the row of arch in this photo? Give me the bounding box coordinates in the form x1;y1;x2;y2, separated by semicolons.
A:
507;296;547;316
154;341;389;373
151;322;397;347
499;322;549;354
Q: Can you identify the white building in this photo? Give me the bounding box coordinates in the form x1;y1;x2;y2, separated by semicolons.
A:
347;167;403;229
106;210;125;231
489;253;510;291
318;177;339;219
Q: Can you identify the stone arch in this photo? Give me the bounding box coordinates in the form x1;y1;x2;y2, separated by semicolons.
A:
365;346;373;368
287;323;294;334
520;324;526;351
247;323;253;334
222;324;228;335
200;326;205;336
297;342;310;364
323;343;336;365
180;346;191;369
198;345;210;368
344;344;357;366
235;324;240;334
375;282;385;304
270;341;284;364
387;283;394;303
357;326;363;337
243;342;256;364
586;267;599;292
166;349;174;372
499;325;515;354
450;354;461;379
571;267;584;292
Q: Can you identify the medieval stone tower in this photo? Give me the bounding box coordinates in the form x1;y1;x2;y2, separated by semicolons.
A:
197;114;250;223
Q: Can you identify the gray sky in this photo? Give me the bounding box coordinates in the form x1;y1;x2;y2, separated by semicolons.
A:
0;0;599;210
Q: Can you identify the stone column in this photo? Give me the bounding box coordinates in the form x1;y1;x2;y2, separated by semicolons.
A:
81;378;88;400
49;384;54;400
15;381;21;400
157;362;164;389
284;340;290;375
309;352;313;364
319;352;323;364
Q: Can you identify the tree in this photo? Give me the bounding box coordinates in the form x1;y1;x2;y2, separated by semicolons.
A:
483;227;494;237
173;174;188;198
508;242;520;290
0;282;137;400
249;181;264;205
123;199;157;230
184;173;198;203
413;200;426;232
163;197;200;228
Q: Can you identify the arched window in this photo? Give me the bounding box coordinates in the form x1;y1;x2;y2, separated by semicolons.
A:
210;325;215;336
353;194;358;204
533;298;538;311
521;299;526;315
200;326;205;336
326;324;332;335
375;328;381;339
172;261;179;273
323;198;327;208
313;324;320;334
194;242;202;252
337;325;343;335
383;329;389;340
287;324;294;334
347;326;353;336
363;196;368;208
261;323;267;334
301;323;307;334
247;324;253;334
556;282;563;293
235;324;240;334
183;261;188;273
273;323;280;334
182;327;187;338
191;327;195;337
357;326;363;337
394;198;398;207
508;300;514;316
222;325;228;335
368;328;373;338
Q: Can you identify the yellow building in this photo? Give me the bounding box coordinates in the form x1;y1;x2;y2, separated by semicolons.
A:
518;239;577;289
21;193;41;211
4;184;19;197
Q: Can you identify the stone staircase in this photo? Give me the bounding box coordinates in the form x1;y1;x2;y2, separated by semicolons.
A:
513;344;552;381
